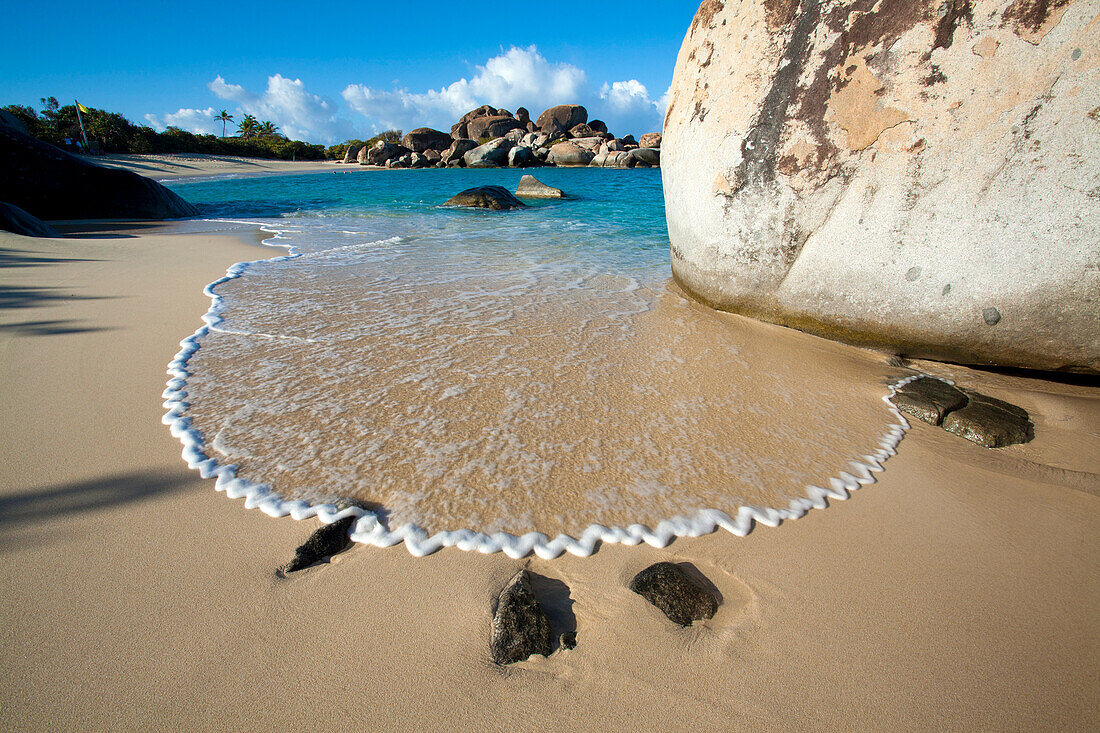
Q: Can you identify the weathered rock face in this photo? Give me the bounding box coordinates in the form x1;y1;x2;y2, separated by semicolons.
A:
341;144;359;163
536;104;588;134
516;106;531;125
0;125;198;221
630;147;660;166
507;145;539;168
629;562;719;627
366;140;410;166
464;138;514;168
445;185;527;210
547;141;595;167
569;123;597;138
442;138;477;166
639;132;662;148
0;201;60;237
489;571;553;665
401;127;452;152
588;119;609;134
356;146;370;165
467;115;525;141
515;175;565;199
664;0;1099;373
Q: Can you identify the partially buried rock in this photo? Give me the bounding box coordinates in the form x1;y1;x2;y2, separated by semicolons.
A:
943;391;1033;448
279;515;356;575
629;562;719;627
515;175;564;199
445;186;526;210
889;377;969;426
0;201;60;237
490;570;553;665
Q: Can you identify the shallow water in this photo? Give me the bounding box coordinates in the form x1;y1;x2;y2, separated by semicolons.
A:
168;168;902;542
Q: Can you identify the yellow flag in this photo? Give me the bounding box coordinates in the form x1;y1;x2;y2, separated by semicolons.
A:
76;101;90;114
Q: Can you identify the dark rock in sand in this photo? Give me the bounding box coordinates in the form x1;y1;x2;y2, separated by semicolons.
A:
629;562;719;627
536;104;588;134
401;127;452;153
943;391;1033;448
515;175;564;199
280;515;356;574
445;186;526;210
0;202;60;237
559;631;577;650
490;570;554;665
0;124;198;221
889;377;970;426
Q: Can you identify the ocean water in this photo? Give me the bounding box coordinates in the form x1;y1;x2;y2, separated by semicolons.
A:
164;167;909;557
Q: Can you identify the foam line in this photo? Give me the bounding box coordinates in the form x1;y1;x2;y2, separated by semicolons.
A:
163;223;923;559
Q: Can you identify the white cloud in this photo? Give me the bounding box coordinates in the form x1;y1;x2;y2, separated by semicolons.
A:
146;47;668;145
207;73;356;143
342;46;587;134
144;107;221;135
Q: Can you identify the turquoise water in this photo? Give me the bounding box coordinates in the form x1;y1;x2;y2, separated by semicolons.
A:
164;167;901;547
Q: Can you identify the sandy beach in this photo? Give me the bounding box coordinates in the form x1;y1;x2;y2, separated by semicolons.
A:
93;153;355;181
1;220;1097;731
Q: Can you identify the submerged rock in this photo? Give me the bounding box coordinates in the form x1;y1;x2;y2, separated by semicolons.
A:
629;562;719;627
490;570;554;665
889;377;969;426
943;391;1033;448
515;175;564;199
445;186;526;210
0;202;60;237
279;515;356;574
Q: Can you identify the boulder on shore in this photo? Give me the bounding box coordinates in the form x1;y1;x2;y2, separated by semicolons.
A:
0;201;61;237
467;115;525;141
639;132;662;148
630;147;660;166
663;0;1099;373
464;138;514;168
536;104;588;134
365;140;410;166
490;570;553;665
507;145;539;168
442;138;477;166
0;124;198;221
515;175;564;199
341;145;359;163
445;185;527;211
547;141;594;167
356;146;370;165
401;127;452;152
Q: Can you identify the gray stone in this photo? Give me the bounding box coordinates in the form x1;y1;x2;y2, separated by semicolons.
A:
280;516;355;574
629;562;719;627
630;147;660;166
445;185;527;210
365;140;410;166
943;391;1033;448
356;145;369;165
569;123;597;138
889;377;969;426
442;138;477;165
515;175;564;199
0;202;60;237
663;0;1099;373
463;138;514;168
507;145;538;168
341;144;359;163
401;127;452;153
983;307;1002;326
536;104;588;134
547;142;594;167
467;115;525;141
490;570;553;665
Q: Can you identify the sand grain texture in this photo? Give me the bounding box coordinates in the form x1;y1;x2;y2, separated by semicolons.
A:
1;225;1098;731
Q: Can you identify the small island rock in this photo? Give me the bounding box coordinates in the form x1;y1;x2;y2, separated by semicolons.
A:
515;175;564;199
445;186;527;210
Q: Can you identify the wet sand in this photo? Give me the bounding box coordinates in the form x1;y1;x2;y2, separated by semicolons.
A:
93;153;363;181
0;224;1097;730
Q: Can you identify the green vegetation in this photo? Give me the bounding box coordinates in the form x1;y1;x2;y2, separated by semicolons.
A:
322;130;404;161
3;97;325;160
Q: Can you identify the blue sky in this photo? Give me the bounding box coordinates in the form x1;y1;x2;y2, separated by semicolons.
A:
0;1;701;144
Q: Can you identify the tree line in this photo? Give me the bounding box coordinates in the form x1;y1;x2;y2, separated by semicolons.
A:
2;97;326;160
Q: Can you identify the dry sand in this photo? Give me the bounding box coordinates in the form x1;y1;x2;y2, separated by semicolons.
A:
93;153;361;180
1;223;1097;731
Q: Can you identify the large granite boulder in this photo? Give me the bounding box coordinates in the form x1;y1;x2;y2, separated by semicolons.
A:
588;119;608;134
569;123;598;139
0;201;60;237
0;125;198;221
515;175;565;199
445;186;526;210
401;127;452;152
356;146;370;165
341;144;359;163
507;145;539;168
365;140;410;166
630;147;660;166
451;105;502;139
464;138;514;168
639;132;662;148
547;141;595;167
664;0;1099;373
442;138;477;166
536;104;588;134
467;115;525;141
516;106;531;126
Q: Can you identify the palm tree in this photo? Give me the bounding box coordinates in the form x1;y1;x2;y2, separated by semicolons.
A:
258;120;280;138
237;114;258;139
216;109;234;138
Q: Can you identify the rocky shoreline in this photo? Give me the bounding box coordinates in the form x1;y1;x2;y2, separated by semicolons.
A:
337;103;661;170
